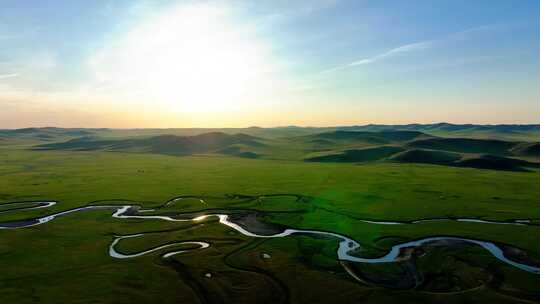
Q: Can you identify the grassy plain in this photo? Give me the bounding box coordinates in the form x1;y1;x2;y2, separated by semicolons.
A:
1;132;540;303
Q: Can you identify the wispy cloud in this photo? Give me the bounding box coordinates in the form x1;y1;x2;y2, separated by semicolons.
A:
319;41;433;74
350;41;432;66
0;73;18;80
321;24;500;74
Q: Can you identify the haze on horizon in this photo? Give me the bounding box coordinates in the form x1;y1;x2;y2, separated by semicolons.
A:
1;0;539;129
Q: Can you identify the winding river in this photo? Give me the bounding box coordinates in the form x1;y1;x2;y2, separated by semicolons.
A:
1;196;540;286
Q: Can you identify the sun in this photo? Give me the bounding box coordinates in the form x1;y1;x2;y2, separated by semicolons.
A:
89;4;275;113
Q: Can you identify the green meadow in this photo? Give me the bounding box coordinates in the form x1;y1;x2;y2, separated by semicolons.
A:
1;126;540;303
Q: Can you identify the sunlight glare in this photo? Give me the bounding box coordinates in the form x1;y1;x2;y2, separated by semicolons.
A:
89;4;274;113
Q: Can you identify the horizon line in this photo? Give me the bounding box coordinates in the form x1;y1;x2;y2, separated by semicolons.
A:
2;122;540;130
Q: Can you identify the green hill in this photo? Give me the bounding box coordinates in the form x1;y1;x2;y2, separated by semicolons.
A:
4;123;540;141
391;149;462;165
390;149;538;171
297;123;540;141
36;132;265;156
306;130;428;144
216;145;261;159
307;139;335;146
456;155;540;172
407;137;516;155
0;127;96;138
305;146;404;162
511;142;540;157
25;128;540;170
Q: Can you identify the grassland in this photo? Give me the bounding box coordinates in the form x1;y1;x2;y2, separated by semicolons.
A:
1;125;540;303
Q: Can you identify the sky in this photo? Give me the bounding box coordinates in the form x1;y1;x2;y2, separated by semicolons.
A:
1;0;540;128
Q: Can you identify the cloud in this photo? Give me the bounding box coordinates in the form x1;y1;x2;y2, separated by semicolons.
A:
319;40;433;74
349;41;432;66
0;73;18;80
321;24;500;74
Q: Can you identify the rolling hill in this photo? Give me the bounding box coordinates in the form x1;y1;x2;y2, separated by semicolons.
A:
301;130;539;171
3;123;540;141
1;126;536;171
511;143;540;157
0;127;97;138
406;137;517;155
390;149;462;165
305;146;405;162
305;130;429;145
456;155;539;171
36;132;265;156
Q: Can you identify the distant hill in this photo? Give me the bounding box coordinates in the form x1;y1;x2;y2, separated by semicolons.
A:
307;139;335;146
0;128;101;144
216;144;261;158
302;130;539;171
455;155;539;171
3;123;540;140
3;126;538;170
342;123;540;133
306;145;538;171
36;132;265;156
391;149;462;165
336;123;540;141
407;137;517;155
305;130;429;145
389;149;538;171
511;143;540;157
305;146;405;162
0;127;97;137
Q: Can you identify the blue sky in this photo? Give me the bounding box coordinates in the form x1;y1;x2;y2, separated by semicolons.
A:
1;0;539;127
